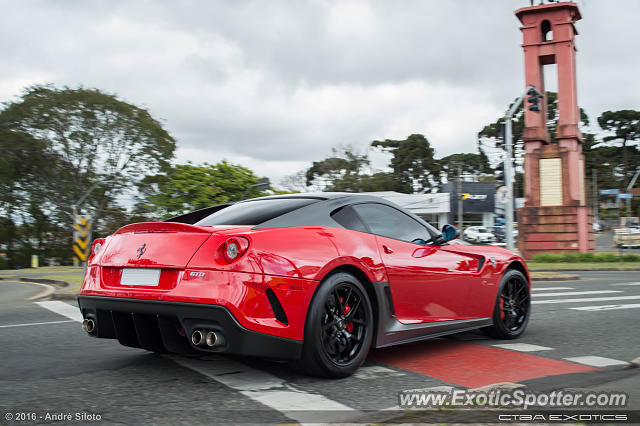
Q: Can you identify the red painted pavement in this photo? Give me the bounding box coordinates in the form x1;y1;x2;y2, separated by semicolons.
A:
370;339;597;388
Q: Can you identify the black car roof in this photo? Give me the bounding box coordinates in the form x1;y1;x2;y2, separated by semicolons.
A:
236;192;351;202
253;193;439;235
167;192;441;237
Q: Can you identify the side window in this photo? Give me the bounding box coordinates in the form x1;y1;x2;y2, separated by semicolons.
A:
352;203;431;244
330;206;368;233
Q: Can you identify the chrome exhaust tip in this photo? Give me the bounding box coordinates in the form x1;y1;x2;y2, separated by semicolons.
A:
205;331;224;347
191;330;204;346
82;318;95;334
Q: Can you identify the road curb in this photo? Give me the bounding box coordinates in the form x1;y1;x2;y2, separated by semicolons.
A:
18;278;76;301
49;292;79;301
18;277;70;287
531;275;580;281
530;268;640;271
23;282;56;300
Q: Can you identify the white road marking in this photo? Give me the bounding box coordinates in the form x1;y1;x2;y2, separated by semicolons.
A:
35;301;83;322
532;287;574;291
0;320;75;329
491;343;553;352
564;356;629;368
171;355;358;423
612;282;640;286
353;365;405;380
532;295;640;305
532;290;622;297
570;303;640;311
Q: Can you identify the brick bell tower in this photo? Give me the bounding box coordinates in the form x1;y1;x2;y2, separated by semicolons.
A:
515;2;593;258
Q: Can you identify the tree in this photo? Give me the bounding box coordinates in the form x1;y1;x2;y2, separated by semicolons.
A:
597;110;640;186
478;92;590;196
135;161;267;219
439;152;492;182
304;146;410;193
305;147;371;191
479;92;590;159
279;170;310;193
0;84;176;266
0;123;59;267
0;84;176;225
371;134;440;193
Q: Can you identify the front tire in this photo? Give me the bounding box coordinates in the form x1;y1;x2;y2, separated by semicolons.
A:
483;269;530;339
294;272;374;378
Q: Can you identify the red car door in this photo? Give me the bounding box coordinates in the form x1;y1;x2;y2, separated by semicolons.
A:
352;203;481;323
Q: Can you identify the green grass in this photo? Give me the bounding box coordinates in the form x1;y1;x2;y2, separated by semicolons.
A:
530;252;640;263
0;266;82;275
528;262;640;270
37;274;83;286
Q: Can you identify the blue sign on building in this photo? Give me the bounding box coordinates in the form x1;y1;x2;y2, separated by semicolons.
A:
599;189;620;195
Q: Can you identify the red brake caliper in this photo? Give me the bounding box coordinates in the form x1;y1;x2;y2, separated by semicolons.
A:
342;302;354;333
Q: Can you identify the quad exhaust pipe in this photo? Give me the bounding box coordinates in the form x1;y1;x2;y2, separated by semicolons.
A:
191;330;204;346
82;318;95;334
191;329;225;348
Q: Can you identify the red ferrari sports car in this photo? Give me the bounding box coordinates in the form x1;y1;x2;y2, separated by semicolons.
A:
78;193;531;377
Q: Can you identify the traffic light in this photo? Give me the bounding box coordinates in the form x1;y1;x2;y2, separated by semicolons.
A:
495;161;505;183
527;87;542;113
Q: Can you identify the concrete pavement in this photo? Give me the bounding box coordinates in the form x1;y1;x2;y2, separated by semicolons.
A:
1;272;639;424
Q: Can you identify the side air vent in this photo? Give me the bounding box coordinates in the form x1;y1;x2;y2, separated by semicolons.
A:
265;289;289;325
383;286;396;316
477;257;485;272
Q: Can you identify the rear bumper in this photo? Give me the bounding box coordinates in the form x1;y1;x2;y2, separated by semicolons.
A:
77;296;302;360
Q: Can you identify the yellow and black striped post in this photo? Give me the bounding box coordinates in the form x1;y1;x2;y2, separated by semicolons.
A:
73;215;92;263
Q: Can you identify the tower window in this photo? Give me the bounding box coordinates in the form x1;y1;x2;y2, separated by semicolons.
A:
541;20;553;41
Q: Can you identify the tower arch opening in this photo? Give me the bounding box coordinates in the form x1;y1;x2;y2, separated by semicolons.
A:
541;19;553;41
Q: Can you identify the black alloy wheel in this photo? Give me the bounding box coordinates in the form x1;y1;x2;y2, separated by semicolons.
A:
321;283;369;365
294;272;374;378
483;269;531;339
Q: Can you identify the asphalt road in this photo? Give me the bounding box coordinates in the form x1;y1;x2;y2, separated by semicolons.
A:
0;272;639;425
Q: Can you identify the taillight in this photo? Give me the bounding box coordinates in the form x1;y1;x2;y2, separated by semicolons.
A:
221;237;249;263
89;238;106;262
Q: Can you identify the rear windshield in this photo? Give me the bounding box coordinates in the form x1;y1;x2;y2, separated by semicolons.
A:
194;198;320;226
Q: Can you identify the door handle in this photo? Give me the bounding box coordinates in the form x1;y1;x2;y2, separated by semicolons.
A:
382;245;394;254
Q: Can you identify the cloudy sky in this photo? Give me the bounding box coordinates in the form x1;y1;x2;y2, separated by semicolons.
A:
2;0;639;186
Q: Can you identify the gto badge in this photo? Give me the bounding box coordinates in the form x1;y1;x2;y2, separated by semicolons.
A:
189;272;205;277
136;243;147;259
490;257;497;268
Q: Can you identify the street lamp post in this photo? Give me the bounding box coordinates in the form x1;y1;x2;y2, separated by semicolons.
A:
240;177;271;201
503;85;543;251
457;165;463;229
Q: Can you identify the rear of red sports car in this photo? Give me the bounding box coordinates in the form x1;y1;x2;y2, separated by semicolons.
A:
78;198;333;360
78;193;531;378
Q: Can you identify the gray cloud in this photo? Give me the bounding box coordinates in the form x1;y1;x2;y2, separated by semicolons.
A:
2;0;639;184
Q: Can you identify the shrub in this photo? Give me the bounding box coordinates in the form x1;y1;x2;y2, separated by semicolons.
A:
621;253;640;262
597;253;619;262
529;252;640;263
531;253;559;263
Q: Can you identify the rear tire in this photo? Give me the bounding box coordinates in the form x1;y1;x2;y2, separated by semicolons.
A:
483;269;530;339
293;272;374;378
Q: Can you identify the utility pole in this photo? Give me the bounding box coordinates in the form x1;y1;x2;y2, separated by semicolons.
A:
457;165;463;229
503;84;542;251
625;166;640;218
592;169;598;226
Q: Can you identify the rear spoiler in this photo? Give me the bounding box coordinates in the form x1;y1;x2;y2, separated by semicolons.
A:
114;222;213;234
164;203;232;225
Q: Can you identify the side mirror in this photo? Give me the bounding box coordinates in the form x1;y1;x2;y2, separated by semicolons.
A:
441;224;459;242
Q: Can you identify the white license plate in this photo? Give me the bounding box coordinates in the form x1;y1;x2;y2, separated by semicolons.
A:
120;268;161;286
